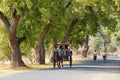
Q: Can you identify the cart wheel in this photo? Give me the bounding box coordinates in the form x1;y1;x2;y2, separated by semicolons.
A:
53;59;56;68
70;60;72;68
69;56;72;68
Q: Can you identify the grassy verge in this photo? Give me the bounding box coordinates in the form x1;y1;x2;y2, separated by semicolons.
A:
0;63;53;74
0;56;91;74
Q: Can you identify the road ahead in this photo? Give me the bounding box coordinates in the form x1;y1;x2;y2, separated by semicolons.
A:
0;56;120;80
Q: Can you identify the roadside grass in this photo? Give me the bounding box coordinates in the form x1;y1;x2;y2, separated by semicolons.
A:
0;63;53;74
0;56;92;74
0;61;74;74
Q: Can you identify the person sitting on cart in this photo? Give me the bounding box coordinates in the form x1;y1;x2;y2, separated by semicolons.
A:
57;45;64;67
53;47;58;68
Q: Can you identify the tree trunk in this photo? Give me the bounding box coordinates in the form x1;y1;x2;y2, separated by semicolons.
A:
35;39;45;64
35;45;41;64
103;39;107;52
40;40;45;64
82;35;89;58
17;37;26;66
10;39;26;68
0;11;26;68
98;31;107;52
35;21;52;64
9;15;26;68
61;18;78;43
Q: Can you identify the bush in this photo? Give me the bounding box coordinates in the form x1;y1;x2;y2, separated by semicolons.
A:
107;46;117;52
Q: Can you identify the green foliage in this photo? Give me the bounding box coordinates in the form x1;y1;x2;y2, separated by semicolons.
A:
0;27;10;60
0;0;120;60
107;44;117;52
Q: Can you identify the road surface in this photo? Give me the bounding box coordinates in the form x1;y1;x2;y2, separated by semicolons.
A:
0;56;120;80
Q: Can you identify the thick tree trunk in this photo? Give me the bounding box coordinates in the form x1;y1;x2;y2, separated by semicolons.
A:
35;39;45;64
10;41;19;68
17;37;26;66
0;11;26;68
82;35;89;58
10;39;26;68
40;40;45;64
61;18;78;43
9;15;26;68
35;21;52;64
35;45;41;64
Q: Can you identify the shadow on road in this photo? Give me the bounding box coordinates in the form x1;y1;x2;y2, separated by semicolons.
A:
39;66;120;73
38;60;120;73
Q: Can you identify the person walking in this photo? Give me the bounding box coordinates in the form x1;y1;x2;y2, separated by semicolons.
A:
102;51;107;61
93;50;97;61
65;46;72;68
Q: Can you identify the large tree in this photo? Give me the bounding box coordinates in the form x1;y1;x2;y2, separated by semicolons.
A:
0;0;27;68
35;0;73;64
67;0;117;57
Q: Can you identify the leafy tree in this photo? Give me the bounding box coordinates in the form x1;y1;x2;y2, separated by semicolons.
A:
0;0;27;68
34;0;73;64
67;0;118;57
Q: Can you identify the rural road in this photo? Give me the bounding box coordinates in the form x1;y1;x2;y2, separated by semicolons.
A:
0;56;120;80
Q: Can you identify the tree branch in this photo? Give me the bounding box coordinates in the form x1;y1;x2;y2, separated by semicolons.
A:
42;20;52;40
61;18;78;43
17;36;26;45
0;11;10;31
36;20;52;50
13;8;18;18
21;0;27;16
64;0;72;9
98;30;104;38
